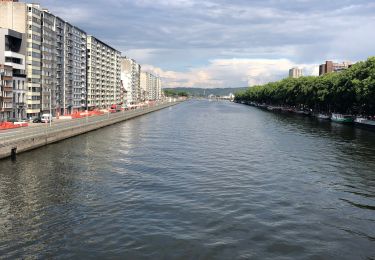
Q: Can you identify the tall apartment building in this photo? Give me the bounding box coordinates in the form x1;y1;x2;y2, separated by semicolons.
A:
55;18;87;114
140;71;148;101
120;68;133;106
156;76;161;100
121;57;141;104
0;28;26;120
1;1;88;116
140;71;162;101
40;10;57;116
319;61;353;76
289;67;303;78
0;2;55;117
87;36;121;109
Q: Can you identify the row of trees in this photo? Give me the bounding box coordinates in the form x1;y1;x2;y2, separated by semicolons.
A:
163;89;189;97
235;57;375;114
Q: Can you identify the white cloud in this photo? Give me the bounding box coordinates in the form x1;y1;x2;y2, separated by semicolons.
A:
123;48;159;62
132;0;196;8
143;59;318;88
49;7;93;24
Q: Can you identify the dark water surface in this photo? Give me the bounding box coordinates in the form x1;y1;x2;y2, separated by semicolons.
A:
0;100;374;259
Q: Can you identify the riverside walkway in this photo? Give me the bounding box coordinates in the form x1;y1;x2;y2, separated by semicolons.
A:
0;101;180;160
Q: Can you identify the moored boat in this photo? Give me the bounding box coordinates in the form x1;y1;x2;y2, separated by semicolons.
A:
331;113;354;123
258;104;268;109
267;106;281;111
317;114;330;120
280;107;294;113
295;110;311;116
354;117;375;129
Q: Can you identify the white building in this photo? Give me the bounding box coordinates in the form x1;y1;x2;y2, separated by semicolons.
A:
0;2;46;117
289;67;303;78
55;18;87;114
120;68;133;106
121;57;141;104
0;1;87;116
140;71;162;101
87;36;121;108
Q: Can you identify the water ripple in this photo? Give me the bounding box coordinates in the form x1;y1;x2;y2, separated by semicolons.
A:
0;100;374;259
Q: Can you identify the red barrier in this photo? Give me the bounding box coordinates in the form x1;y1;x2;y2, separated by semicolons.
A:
69;110;106;119
0;122;29;130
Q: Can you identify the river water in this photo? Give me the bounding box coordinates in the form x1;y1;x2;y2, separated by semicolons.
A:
0;100;374;259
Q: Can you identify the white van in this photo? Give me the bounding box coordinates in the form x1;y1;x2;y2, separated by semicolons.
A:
41;114;53;123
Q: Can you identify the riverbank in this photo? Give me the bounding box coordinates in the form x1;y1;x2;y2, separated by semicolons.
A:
235;57;375;117
237;101;375;130
0;101;181;160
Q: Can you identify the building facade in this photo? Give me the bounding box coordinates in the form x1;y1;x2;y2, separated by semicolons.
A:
140;71;162;101
87;36;121;109
40;10;57;116
289;67;303;78
121;57;141;104
55;18;87;114
1;0;150;115
0;2;55;117
120;68;133;106
1;1;89;116
319;61;353;76
0;28;27;121
156;76;161;100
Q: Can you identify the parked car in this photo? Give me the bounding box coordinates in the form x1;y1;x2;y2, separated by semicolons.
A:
32;117;42;123
41;114;53;123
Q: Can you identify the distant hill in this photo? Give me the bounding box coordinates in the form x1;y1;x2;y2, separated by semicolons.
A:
163;87;247;97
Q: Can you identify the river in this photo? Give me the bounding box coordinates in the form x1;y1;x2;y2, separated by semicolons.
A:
0;100;374;259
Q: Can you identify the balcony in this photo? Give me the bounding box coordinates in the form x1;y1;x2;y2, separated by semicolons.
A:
13;73;26;78
3;86;13;92
15;102;26;107
2;75;12;81
2;96;12;102
0;106;12;112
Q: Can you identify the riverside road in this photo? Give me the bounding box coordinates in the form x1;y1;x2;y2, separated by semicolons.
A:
0;102;179;159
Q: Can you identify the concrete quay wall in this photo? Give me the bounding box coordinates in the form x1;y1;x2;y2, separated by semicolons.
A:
0;102;179;160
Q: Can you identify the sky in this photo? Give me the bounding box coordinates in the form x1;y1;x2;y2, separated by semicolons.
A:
38;0;375;88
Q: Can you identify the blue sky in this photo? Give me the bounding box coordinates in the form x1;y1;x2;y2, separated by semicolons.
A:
39;0;375;88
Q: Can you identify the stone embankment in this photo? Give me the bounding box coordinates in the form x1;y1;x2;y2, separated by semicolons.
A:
0;101;180;160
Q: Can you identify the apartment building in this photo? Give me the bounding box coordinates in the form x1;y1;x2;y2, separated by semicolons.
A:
1;1;138;113
55;18;87;114
0;1;54;117
289;67;303;78
40;10;57;116
140;71;162;101
1;1;89;116
156;76;161;100
121;57;141;104
0;28;27;121
120;70;133;106
319;61;353;76
140;71;148;101
87;36;121;109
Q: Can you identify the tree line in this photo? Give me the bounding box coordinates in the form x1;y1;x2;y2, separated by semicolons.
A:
163;89;189;97
235;57;375;115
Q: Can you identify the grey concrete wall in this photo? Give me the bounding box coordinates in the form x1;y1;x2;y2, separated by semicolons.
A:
0;102;180;160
